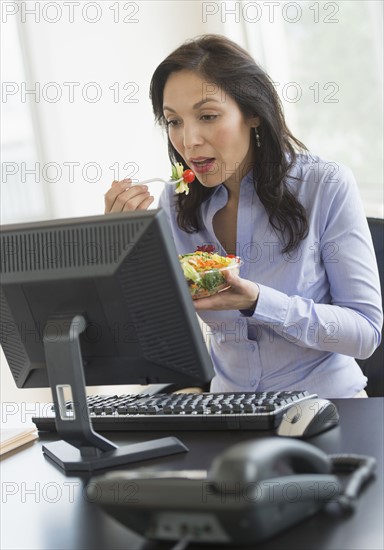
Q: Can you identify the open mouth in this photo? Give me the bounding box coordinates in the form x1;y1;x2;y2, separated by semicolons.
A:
190;158;216;174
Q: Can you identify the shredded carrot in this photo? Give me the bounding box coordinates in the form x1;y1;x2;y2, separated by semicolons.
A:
186;251;235;271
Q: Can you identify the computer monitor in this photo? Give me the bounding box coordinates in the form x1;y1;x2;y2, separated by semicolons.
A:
0;210;214;472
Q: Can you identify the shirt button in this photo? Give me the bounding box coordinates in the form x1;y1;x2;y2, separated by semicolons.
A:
249;344;256;352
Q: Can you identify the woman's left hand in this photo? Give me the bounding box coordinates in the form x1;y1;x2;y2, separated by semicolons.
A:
193;270;260;312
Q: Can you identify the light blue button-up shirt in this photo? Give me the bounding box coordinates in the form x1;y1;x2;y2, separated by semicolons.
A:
159;153;383;397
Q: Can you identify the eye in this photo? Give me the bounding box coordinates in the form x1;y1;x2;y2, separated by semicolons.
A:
166;119;180;127
201;114;218;121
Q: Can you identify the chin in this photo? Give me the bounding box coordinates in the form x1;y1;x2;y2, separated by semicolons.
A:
197;175;223;188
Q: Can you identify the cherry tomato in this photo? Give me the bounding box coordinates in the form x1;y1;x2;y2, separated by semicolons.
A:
182;169;195;184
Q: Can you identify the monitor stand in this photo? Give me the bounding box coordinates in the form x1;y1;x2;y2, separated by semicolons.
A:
41;314;188;473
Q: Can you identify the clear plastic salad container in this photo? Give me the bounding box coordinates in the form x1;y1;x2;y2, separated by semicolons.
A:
179;251;243;300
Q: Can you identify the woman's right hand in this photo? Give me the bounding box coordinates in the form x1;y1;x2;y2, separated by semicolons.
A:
104;179;155;214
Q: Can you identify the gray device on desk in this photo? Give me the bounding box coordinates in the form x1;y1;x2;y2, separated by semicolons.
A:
0;210;214;472
277;398;340;438
91;438;342;546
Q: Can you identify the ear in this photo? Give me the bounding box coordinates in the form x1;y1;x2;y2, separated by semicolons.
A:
250;115;261;128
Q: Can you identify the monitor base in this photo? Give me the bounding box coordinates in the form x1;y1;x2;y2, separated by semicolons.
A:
43;437;188;472
42;314;188;473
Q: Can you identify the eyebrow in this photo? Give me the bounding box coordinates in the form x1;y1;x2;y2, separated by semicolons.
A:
163;98;221;113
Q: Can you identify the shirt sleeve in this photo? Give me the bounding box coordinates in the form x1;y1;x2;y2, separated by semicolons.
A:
250;164;383;359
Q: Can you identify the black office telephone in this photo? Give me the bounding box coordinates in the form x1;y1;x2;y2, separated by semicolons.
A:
89;438;375;546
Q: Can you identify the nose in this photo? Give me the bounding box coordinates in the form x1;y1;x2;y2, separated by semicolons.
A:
183;122;203;150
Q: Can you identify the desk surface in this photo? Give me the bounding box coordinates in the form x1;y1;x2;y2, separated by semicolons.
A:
1;398;383;550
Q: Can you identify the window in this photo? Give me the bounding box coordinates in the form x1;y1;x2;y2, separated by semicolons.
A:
238;0;383;216
1;15;50;223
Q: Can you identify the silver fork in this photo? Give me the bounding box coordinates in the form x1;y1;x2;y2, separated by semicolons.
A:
132;177;184;186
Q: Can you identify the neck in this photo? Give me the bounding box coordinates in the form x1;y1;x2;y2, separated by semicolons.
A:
224;145;256;198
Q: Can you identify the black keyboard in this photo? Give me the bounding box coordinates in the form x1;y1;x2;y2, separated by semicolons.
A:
33;390;317;432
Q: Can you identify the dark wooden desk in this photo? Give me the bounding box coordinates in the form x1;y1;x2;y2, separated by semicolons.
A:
1;398;383;550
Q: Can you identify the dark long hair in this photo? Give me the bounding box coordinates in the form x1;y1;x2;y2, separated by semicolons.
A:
150;34;308;253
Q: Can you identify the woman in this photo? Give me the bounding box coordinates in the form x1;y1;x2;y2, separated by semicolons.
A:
105;34;382;398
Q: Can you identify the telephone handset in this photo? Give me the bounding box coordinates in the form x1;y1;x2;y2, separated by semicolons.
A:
90;438;351;546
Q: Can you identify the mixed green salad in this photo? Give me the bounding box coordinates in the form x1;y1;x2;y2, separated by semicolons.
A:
179;248;242;299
